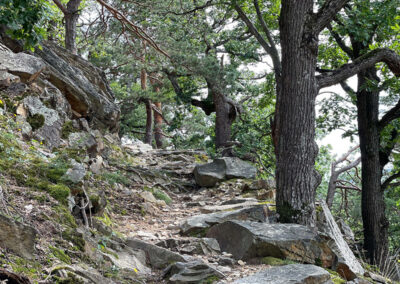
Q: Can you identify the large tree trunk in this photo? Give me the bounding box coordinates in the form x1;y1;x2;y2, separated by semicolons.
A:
141;68;153;144
153;100;163;148
357;67;389;266
65;0;81;54
275;0;320;227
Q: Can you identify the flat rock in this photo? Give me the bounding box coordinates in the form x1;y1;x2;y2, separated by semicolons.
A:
207;220;335;267
232;264;333;284
180;206;267;236
163;260;224;284
100;247;150;275
194;157;256;187
0;214;37;259
200;200;261;213
126;238;187;269
317;201;364;280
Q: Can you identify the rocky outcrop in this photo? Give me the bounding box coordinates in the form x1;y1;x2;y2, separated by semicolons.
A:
163;260;224;284
0;41;120;134
36;42;120;132
180;205;268;236
0;214;37;259
207;220;335;267
126;238;187;269
194;157;257;187
233;264;333;284
317;201;364;280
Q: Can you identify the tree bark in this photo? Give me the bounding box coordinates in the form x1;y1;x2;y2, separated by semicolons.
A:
275;0;320;227
357;67;389;265
141;68;153;145
153;100;163;148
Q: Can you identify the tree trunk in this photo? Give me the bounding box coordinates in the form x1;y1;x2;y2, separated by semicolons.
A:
141;68;153;145
356;67;389;266
275;0;320;227
153;100;163;148
65;0;81;54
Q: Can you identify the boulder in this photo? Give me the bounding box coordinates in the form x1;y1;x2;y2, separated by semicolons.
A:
156;238;221;255
337;218;355;242
36;42;120;132
64;159;86;183
23;96;63;149
207;220;335;267
0;214;37;259
180;205;268;236
233;264;333;284
100;247;150;275
163;260;224;284
317;201;364;280
194;157;257;187
126;238;187;269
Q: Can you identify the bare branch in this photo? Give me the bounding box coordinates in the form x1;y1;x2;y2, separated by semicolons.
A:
379;99;400;131
314;0;351;34
95;0;170;58
317;48;400;89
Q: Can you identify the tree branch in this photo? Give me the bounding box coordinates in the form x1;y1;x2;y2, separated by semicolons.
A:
379;99;400;131
314;0;351;34
327;24;353;58
382;171;400;191
317;48;400;89
52;0;67;14
95;0;169;58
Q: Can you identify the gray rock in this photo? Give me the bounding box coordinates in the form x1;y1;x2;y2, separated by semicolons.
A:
68;132;97;153
207;220;335;267
0;43;45;81
200;200;261;214
0;214;37;259
157;238;220;256
100;247;150;275
233;264;333;284
36;42;120;132
89;155;103;174
126;238;187;269
23;96;63;149
180;206;267;236
64;159;86;183
163;260;224;284
337;218;355;242
317;201;364;280
194;157;256;187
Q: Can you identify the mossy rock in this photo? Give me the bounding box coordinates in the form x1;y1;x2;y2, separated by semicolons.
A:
27;113;45;131
49;246;71;264
49;184;70;205
261;256;296;266
61;121;76;140
61;229;85;251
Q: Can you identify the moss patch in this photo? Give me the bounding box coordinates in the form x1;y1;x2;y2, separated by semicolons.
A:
61;121;75;139
27;113;45;131
49;184;70;204
49;246;71;264
261;256;296;266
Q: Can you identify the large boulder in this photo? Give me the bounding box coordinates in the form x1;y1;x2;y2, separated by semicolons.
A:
194;157;257;187
180;205;268;236
35;42;120;132
317;201;364;280
207;220;335;267
233;264;333;284
126;238;187;269
0;214;37;259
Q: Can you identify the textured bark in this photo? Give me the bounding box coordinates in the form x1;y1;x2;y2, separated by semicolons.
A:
53;0;81;54
141;68;153;145
153;100;163;148
357;67;389;265
213;91;234;156
275;0;320;227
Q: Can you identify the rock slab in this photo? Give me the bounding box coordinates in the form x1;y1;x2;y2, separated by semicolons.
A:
207;220;334;267
318;201;364;280
163;260;224;284
0;214;37;259
180;206;267;236
194;157;256;187
233;264;333;284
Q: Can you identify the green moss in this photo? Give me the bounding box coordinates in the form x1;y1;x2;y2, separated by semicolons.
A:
260;256;296;266
326;269;346;284
62;229;85;251
53;272;84;284
277;202;302;223
315;258;322;266
27;113;45;131
61;121;75;139
55;206;77;229
201;275;220;284
101;171;131;186
49;184;70;204
49;246;71;264
10;257;41;280
153;189;172;204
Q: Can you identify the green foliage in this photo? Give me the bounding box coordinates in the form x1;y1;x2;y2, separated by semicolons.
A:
49;246;71;264
0;0;51;49
27;113;45;131
101;171;131;187
61;121;75;139
48;184;70;205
